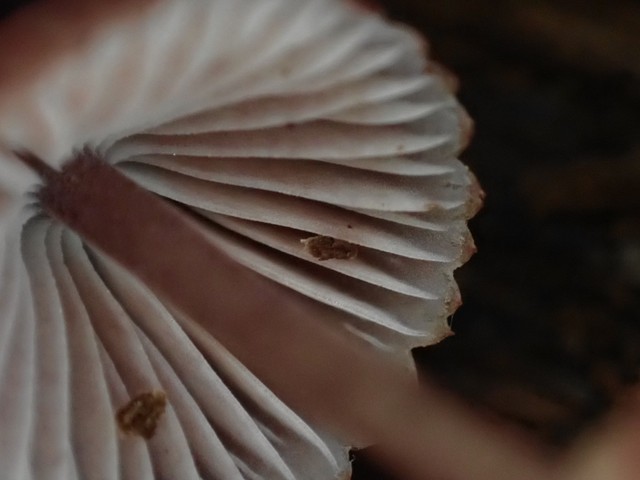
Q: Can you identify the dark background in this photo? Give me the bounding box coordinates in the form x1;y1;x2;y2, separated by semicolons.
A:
355;0;640;478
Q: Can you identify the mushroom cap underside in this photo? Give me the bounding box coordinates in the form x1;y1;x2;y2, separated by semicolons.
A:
0;1;480;479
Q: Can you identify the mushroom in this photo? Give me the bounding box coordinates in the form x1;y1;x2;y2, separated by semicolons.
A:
0;1;480;479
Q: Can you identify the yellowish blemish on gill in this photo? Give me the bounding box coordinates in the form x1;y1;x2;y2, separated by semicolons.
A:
116;390;168;439
301;235;358;261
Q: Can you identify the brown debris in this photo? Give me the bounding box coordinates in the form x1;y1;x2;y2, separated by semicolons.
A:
301;235;359;261
116;390;168;439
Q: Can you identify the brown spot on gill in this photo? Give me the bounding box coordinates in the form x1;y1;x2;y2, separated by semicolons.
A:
116;390;167;439
301;235;359;261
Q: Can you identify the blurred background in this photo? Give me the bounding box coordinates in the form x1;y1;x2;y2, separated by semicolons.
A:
355;0;640;478
2;0;638;478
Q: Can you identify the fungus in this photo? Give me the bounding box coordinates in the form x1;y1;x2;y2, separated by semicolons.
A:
0;1;480;479
301;235;359;261
116;390;168;439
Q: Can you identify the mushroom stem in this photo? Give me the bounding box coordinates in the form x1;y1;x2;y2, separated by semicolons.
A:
20;151;557;480
14;151;57;181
